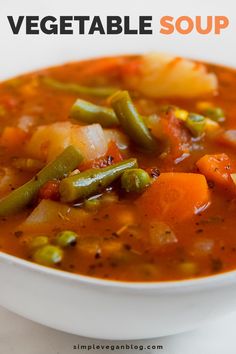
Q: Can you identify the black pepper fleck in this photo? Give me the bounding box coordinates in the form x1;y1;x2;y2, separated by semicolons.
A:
95;252;101;259
196;229;204;234
207;180;215;189
14;230;23;238
211;258;223;272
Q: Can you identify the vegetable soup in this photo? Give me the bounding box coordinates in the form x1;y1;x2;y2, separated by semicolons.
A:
0;53;236;281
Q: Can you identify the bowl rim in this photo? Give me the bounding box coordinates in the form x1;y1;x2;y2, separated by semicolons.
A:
1;250;236;292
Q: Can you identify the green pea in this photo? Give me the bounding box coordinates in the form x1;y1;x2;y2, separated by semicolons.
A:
203;107;225;123
33;245;63;266
56;230;78;248
139;263;159;278
179;262;199;276
29;236;49;250
185;113;206;137
121;168;151;193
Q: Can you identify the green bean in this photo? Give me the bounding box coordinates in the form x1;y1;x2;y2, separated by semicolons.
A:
0;146;83;216
29;236;49;250
110;91;156;151
33;245;63;266
56;230;78;248
185;113;206;137
121;168;151;193
60;158;137;203
70;99;119;127
42;77;117;98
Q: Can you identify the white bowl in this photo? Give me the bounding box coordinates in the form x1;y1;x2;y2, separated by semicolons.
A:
1;251;236;339
1;57;236;339
1;55;236;339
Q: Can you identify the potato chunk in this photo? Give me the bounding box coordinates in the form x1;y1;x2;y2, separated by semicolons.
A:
20;199;88;232
25;122;108;162
125;53;218;98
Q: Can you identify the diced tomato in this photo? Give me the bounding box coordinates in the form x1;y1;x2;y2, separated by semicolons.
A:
121;58;141;78
39;180;60;201
0;94;18;110
196;153;236;193
80;141;123;171
106;141;123;163
160;112;190;161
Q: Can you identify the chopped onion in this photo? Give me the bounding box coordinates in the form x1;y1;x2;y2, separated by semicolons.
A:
192;238;214;256
220;130;236;148
231;173;236;185
149;221;178;248
0;167;18;197
104;129;129;150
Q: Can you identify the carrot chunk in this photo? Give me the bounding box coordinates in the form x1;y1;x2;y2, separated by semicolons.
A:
137;173;210;222
196;153;236;192
0;127;28;150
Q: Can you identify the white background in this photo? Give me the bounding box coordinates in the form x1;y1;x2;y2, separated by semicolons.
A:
1;0;236;353
0;0;236;79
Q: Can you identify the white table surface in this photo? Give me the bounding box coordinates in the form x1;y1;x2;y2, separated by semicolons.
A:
0;306;235;354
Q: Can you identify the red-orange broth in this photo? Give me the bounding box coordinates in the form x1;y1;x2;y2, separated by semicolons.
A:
0;54;236;281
